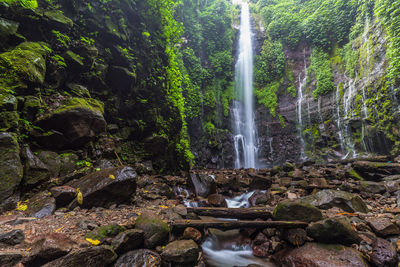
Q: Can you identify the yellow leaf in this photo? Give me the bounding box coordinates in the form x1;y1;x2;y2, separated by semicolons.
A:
76;188;83;205
109;174;115;179
160;205;168;209
55;227;63;233
16;201;28;211
86;238;100;246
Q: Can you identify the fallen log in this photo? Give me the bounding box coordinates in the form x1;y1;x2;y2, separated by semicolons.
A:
171;219;308;230
186;207;272;219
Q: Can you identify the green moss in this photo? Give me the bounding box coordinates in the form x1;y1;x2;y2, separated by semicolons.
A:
310;48;334;99
348;169;364;180
255;80;280;117
54;97;104;115
85;224;125;240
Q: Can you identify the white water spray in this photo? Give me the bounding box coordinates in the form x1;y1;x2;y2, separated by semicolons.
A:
233;2;258;169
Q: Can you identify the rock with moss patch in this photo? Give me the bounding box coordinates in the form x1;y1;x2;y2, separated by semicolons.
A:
42;10;73;30
273;200;323;223
85;224;125;241
36;97;106;148
0;94;17;111
306;217;361;245
22;146;56;187
0;42;50;92
161;239;199;264
301;189;368;213
135;211;170;248
0;111;19;131
24;191;56;219
0;132;23;203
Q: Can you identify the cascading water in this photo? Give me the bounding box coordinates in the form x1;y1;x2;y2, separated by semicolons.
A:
297;50;308;161
232;2;258;169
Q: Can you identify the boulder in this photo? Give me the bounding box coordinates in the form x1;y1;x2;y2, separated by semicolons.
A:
24;191;56;219
36;97;106;149
360;181;386;194
277;242;369;267
366;217;400;236
189;172;216;197
85;224;125;241
306;217;361;245
50;186;76;207
353;161;400;181
370;238;399;267
68;167;137;208
42;246;117;267
248;173;272;190
301;189;369;213
182;227;202;243
135;212;169;248
114;249;161;267
282;228;308;246
273;200;323;222
161;239;199;264
22;146;56;187
23;233;74;266
0;133;23;204
0;252;23;267
111;229;144;255
208;194;227;207
0;229;24;245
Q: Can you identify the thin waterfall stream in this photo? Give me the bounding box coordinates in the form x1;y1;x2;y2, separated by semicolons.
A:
233;2;258;169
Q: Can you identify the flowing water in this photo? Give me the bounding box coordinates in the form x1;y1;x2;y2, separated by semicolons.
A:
297;50;308;161
233;2;258;169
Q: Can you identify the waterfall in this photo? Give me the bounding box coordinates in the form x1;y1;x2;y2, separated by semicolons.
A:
233;2;258;169
297;50;308;161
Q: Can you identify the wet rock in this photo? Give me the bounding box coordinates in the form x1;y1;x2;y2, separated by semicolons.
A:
306;217;361;245
42;246;117;267
249;190;269;206
273;200;323;222
68;167;137;208
23;233;74;267
252;241;270;257
25;191;56;219
253;232;268;246
366;217;400;236
301;189;369;213
208;194;227;207
135;212;169;248
59;153;79;177
111;229;144;255
50;186;76;207
282;228;307;246
183;227;202;243
353;161;400;181
189;172;216;197
0;229;24;245
0;133;23;204
0;252;23;267
370;238;398;267
22;146;53;187
360;181;386;194
276;242;368;267
36;97;106;149
114;249;161;267
248;173;272;190
161;239;199;264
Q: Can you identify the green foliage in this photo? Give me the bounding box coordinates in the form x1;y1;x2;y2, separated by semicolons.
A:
0;0;37;9
255;80;280;117
52;30;71;47
375;0;400;86
80;36;95;46
309;48;334;98
255;40;285;86
51;54;67;68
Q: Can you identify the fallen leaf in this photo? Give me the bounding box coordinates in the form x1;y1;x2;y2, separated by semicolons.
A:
86;238;100;246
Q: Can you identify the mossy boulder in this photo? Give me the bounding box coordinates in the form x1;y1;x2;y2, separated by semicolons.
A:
23;191;56;219
0;17;19;38
0;132;23;203
135;211;170;248
22;96;41;121
0;42;50;92
42;10;73;29
161;240;199;264
0;111;19;131
273;200;323;223
306;217;361;245
301;189;369;213
63;50;84;70
85;224;126;241
0;94;17;111
36;97;106;148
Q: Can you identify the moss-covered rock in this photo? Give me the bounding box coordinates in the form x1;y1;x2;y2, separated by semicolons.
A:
273;200;323;223
85;224;125;241
36;97;105;148
0;132;23;203
0;42;50;92
0;111;19;131
135;211;170;248
22;96;41;120
0;93;17;111
42;10;73;29
22;146;53;187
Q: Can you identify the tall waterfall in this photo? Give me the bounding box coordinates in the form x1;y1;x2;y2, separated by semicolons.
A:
232;2;258;169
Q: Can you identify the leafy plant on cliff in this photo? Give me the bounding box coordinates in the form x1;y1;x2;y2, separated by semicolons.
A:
309;48;334;99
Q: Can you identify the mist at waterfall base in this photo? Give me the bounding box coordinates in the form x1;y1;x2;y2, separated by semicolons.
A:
232;2;259;169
